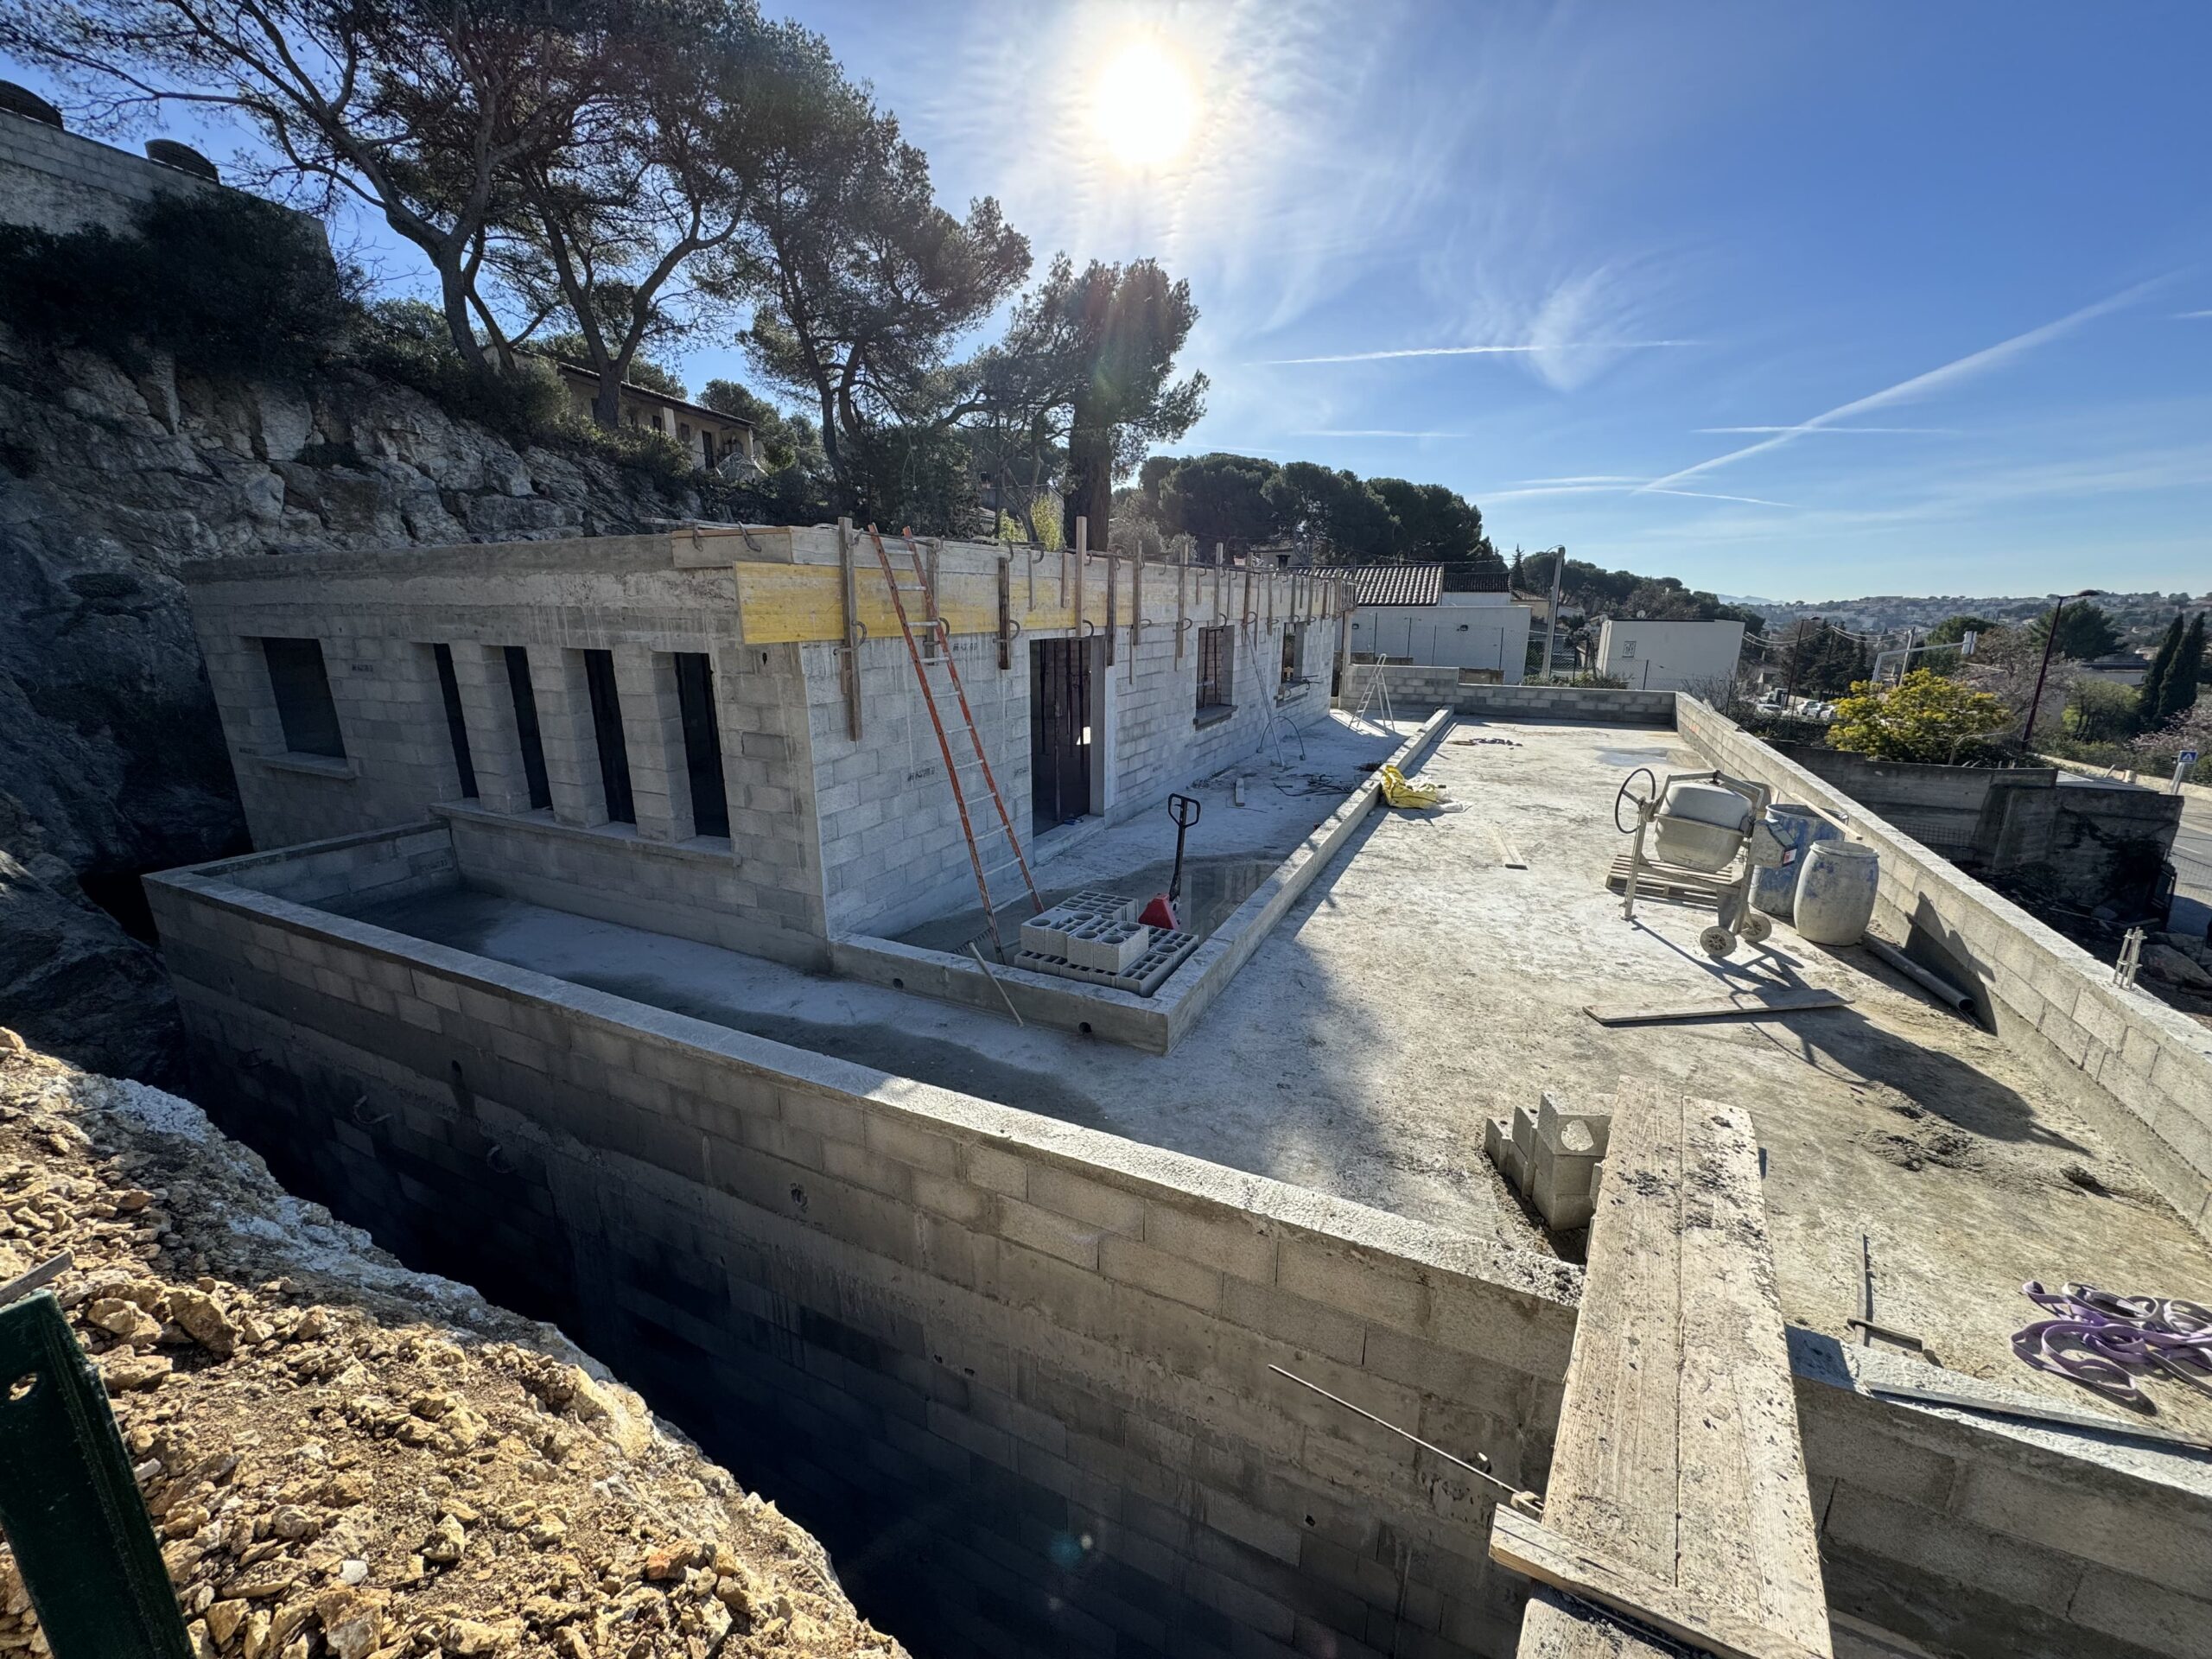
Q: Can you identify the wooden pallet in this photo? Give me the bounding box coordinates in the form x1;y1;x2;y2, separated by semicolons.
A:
1604;853;1737;909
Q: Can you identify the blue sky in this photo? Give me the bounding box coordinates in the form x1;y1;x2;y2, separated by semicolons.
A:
16;3;2211;600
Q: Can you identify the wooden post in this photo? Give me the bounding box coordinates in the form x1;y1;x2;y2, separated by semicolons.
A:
836;517;862;741
1105;550;1118;668
1130;543;1143;681
1177;551;1188;659
1074;518;1086;640
997;555;1012;671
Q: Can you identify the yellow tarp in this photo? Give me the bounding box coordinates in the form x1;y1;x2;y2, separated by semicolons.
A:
1377;765;1448;809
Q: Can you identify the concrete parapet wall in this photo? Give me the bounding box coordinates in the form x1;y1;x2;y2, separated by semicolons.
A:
149;849;1580;1659
199;821;459;911
1678;696;2212;1240
1337;668;1675;727
1455;683;1675;724
1793;1333;2212;1659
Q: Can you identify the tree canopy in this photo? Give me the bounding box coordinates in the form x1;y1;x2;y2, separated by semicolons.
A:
2025;600;2121;660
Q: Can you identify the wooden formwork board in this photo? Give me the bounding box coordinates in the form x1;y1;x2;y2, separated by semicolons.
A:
1499;1078;1833;1659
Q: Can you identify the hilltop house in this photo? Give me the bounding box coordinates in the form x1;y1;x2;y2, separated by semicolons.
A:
546;360;758;474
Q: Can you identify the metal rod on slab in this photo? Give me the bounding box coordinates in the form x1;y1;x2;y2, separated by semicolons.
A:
966;942;1025;1026
1268;1365;1541;1516
1864;1378;2212;1452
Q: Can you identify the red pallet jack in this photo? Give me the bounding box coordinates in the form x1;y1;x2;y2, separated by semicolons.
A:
1139;794;1202;929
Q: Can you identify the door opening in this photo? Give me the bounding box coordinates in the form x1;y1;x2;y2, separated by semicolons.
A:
1031;637;1093;835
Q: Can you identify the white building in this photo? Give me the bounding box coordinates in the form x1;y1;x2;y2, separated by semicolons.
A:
1324;563;1533;683
1593;617;1745;691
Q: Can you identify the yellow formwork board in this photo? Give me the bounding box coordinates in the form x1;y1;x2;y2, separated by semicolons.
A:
733;557;1172;645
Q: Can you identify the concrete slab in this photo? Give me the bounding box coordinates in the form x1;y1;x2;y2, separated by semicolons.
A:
343;714;2212;1440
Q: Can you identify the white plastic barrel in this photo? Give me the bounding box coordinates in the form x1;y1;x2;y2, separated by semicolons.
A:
1794;841;1878;944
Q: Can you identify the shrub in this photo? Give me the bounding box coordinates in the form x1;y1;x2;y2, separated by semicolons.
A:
0;190;353;379
1828;671;2014;765
351;300;570;439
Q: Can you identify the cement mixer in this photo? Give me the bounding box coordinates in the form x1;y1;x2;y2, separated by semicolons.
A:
1611;767;1787;958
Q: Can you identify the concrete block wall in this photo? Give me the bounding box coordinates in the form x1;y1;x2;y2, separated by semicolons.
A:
181;540;829;956
199;822;459;912
1794;1340;2212;1659
438;805;827;968
798;632;1031;938
1339;664;1460;712
149;848;1582;1659
1335;671;1677;728
1766;743;2037;855
1106;619;1334;822
0;106;220;235
198;627;470;849
1678;696;2212;1241
1455;683;1676;725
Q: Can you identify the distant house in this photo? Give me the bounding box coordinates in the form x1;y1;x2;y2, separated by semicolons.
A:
1313;562;1533;682
1592;617;1745;691
2082;652;2153;687
546;360;758;474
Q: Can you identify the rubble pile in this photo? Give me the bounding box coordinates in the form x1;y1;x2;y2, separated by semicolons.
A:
0;1032;901;1659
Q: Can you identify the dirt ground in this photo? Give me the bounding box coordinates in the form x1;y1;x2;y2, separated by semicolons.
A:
0;1033;900;1659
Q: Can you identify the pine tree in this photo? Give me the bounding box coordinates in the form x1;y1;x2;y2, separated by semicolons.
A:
2137;613;2183;732
2163;613;2207;727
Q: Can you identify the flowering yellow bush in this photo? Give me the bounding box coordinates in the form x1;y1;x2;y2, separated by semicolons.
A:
1828;670;2013;764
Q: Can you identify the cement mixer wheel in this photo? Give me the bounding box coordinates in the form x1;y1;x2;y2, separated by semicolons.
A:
1699;925;1739;959
1738;911;1774;945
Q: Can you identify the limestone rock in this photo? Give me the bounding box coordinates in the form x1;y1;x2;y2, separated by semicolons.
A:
0;796;182;1084
0;327;740;1079
2145;943;2212;991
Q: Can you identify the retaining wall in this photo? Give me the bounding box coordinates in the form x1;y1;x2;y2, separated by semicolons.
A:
0;105;220;235
148;851;1581;1659
1678;696;2212;1240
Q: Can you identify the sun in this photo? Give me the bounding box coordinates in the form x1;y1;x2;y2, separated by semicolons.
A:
1094;37;1198;169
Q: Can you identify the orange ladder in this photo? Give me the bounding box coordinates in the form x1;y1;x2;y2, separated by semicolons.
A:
867;527;1043;954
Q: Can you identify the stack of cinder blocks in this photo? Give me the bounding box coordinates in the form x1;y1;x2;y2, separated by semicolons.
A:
1014;890;1200;997
1483;1091;1611;1231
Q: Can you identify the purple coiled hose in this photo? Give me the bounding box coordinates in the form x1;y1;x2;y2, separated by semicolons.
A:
2012;1281;2212;1406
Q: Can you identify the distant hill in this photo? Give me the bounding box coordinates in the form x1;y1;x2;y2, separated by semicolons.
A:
1732;590;2211;650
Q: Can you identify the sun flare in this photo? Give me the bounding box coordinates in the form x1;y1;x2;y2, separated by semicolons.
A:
1094;37;1198;169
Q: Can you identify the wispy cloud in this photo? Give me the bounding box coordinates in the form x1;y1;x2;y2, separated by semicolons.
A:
1481;481;1796;509
2178;309;2212;320
1640;276;2171;493
1260;340;1695;365
1290;429;1475;438
1694;424;1955;435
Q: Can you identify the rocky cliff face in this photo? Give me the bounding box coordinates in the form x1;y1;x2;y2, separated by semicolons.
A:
0;331;728;1077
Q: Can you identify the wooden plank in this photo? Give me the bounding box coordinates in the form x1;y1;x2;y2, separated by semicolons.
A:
1583;990;1847;1027
1509;1077;1832;1659
1673;1100;1829;1649
1492;1510;1827;1659
836;518;861;741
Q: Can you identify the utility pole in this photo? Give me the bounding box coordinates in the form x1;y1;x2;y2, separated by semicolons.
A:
1541;545;1564;683
1784;617;1813;701
2023;588;2101;746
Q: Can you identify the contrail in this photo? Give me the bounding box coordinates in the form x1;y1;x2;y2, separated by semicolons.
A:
1259;341;1698;365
